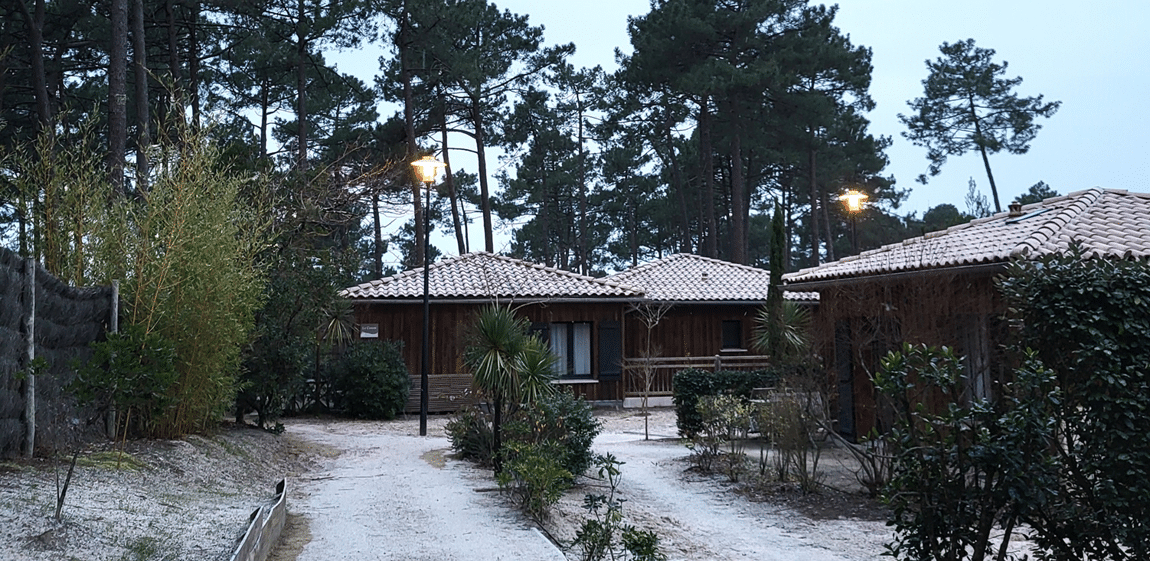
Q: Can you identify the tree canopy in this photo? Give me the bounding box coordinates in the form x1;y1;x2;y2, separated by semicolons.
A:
899;38;1060;213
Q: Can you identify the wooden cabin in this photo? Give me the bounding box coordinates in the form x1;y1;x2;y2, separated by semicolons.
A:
341;252;642;412
784;188;1150;440
607;254;816;407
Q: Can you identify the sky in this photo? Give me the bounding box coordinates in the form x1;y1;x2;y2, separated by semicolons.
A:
335;0;1150;257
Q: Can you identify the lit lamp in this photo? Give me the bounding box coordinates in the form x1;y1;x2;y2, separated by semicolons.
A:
411;154;445;437
839;189;868;253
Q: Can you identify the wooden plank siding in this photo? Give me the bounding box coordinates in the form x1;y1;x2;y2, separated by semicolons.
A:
352;301;628;412
809;272;1009;440
623;304;760;361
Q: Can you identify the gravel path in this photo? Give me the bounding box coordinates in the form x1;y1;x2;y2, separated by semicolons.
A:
276;411;889;561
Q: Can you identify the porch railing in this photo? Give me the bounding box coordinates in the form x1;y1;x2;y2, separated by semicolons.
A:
623;355;773;398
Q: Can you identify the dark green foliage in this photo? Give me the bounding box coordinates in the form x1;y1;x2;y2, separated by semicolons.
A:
71;325;177;437
570;453;667;561
1012;181;1058;206
876;343;1038;561
997;246;1150;559
900;38;1060;212
672;368;783;437
445;406;496;465
504;390;602;478
496;440;572;522
328;341;409;420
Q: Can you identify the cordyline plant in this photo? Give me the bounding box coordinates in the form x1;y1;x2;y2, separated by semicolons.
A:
463;304;556;473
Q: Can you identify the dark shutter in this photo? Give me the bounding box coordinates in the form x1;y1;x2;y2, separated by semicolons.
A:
529;322;549;343
598;320;622;380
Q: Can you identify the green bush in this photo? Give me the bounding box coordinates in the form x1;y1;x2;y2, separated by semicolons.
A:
445;405;496;465
496;440;572;522
71;324;178;437
504;390;602;478
672;368;783;437
328;341;410;419
996;245;1150;557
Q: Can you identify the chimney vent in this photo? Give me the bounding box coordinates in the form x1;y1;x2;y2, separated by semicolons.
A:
1008;202;1023;217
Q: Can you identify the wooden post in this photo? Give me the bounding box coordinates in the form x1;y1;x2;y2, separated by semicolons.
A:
713;354;721;371
23;257;35;458
107;280;120;439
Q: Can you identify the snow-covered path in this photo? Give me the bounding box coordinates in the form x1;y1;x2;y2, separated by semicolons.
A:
594;427;887;560
280;411;888;560
285;419;564;561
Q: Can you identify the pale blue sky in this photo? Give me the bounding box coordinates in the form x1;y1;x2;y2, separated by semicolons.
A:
335;1;1149;257
492;0;1150;215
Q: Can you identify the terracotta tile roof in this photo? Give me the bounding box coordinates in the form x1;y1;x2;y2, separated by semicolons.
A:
341;251;642;300
784;188;1150;285
607;253;816;302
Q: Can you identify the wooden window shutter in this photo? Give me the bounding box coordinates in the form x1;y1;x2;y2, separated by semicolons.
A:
598;320;622;380
529;322;549;343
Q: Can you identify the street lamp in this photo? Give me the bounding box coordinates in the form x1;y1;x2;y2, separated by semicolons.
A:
839;189;868;253
411;154;445;436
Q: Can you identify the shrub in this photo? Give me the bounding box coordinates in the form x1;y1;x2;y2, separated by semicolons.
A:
503;390;601;478
71;324;178;437
445;405;495;465
692;394;751;481
672;368;782;437
328;341;410;419
496;440;572;522
570;453;667;561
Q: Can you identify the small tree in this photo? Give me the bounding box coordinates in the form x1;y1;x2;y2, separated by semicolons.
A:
629;301;672;440
463;304;555;473
900;38;1060;212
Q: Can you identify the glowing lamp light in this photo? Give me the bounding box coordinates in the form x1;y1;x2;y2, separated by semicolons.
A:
411;155;446;184
839;189;868;213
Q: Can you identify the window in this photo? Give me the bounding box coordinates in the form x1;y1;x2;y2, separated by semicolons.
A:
550;322;592;378
721;320;742;350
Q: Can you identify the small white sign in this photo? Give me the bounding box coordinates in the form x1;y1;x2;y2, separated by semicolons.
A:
359;324;379;338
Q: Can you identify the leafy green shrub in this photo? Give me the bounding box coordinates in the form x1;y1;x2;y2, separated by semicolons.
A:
672;368;782;437
71;324;178;437
691;394;750;480
496;440;572;522
996;245;1150;557
445;405;495;465
570;453;667;561
328;341;409;419
504;390;602;478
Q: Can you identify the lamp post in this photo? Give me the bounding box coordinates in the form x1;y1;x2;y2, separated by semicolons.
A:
411;155;445;436
839;189;868;254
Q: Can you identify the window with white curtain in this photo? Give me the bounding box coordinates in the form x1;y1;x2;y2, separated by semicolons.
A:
550;322;592;377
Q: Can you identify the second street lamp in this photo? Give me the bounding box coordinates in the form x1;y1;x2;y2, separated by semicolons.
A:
839;189;868;254
411;155;446;436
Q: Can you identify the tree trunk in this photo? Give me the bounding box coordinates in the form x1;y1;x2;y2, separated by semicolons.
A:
665;111;692;253
164;0;184;132
808;141;820;266
729;109;747;265
108;0;129;196
471;95;494;253
399;1;424;267
575;91;589;273
440;87;466;254
17;0;51;133
372;191;383;278
188;2;200;130
822;190;836;263
698;99;718;258
132;0;150;190
294;0;308;170
973;122;1002;213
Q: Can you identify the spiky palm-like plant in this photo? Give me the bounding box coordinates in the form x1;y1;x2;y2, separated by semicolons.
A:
751;300;812;364
464;304;531;472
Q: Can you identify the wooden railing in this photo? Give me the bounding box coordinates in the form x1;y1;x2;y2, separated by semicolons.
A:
623;355;773;398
